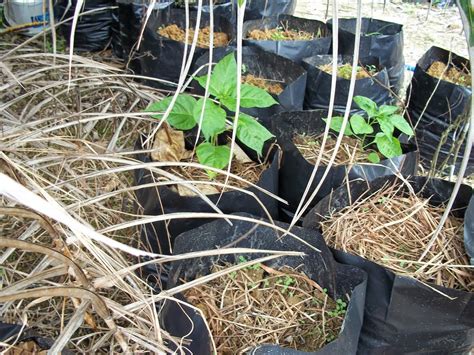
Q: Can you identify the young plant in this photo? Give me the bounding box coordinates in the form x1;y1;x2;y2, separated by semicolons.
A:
326;96;414;163
145;53;277;178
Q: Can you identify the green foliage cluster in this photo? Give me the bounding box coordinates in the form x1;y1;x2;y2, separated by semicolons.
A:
146;53;277;177
327;96;414;163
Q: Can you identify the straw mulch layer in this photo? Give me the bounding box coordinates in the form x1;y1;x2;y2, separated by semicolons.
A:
320;183;473;292
184;263;345;353
293;133;374;165
242;74;284;95
247;22;319;41
427;61;471;87
158;24;229;48
318;63;377;80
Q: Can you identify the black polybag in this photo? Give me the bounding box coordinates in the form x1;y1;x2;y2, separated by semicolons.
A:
243;15;332;64
0;322;74;354
134;137;280;255
117;0;173;73
303;175;474;354
467;195;474;264
161;213;368;354
193;46;307;126
302;55;392;113
271;110;418;214
327;18;405;93
406;46;474;175
110;4;123;58
56;0;114;52
139;8;234;88
173;0;234;20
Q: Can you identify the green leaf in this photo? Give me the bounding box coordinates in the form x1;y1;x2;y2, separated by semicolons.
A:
350;114;374;134
196;143;231;178
238;0;245;6
193;98;227;142
323;116;354;136
376;115;394;138
374;133;402;159
390;114;414;136
378;105;398;116
353;96;378;117
236;113;274;156
221;84;278;111
196;53;237;99
367;152;381;163
145;94;197;130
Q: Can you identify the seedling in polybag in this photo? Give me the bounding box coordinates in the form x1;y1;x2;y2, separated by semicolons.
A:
146;53;277;178
325;96;414;163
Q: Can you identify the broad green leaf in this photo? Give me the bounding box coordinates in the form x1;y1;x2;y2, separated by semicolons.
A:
323;116;354;136
221;83;278;111
196;53;237;98
390;114;414;136
236;113;274;156
196;143;231;178
367;152;381;163
145;94;197;130
374;133;402;159
376;115;394;138
378;105;398;116
350;114;374;135
353;96;378;117
193;98;227;142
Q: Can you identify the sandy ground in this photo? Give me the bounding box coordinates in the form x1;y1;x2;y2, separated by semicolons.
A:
294;0;468;65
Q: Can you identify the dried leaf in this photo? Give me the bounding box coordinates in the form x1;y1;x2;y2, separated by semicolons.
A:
151;126;186;162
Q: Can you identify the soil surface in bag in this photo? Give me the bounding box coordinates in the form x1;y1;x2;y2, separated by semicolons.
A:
56;0;114;52
134;135;280;255
193;46;307;126
161;213;367;355
139;8;234;88
243;15;331;64
327;17;405;93
303;175;474;354
406;46;474;175
271;110;418;214
302;55;391;114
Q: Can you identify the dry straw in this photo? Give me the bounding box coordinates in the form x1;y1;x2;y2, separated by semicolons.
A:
184;263;344;353
320;182;473;292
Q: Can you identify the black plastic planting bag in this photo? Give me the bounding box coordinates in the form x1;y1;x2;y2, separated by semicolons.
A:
302;55;392;113
271;110;418;214
193;46;307;126
243;0;296;21
467;195;474;264
303;175;474;354
243;15;331;64
139;8;234;87
56;0;114;52
406;46;474;175
173;0;234;19
162;213;367;354
134;137;280;255
328;18;404;92
110;5;123;58
117;0;173;73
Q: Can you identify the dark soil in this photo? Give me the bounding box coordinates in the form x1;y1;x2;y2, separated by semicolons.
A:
158;24;229;48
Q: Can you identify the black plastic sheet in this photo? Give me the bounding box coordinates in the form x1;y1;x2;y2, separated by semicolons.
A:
117;0;173;73
161;213;367;354
271;110;418;214
466;195;474;264
139;8;234;88
56;0;114;52
243;15;331;64
134;137;280;255
302;55;392;113
303;175;474;354
193;46;307;126
328;18;405;93
110;4;123;58
406;46;473;175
